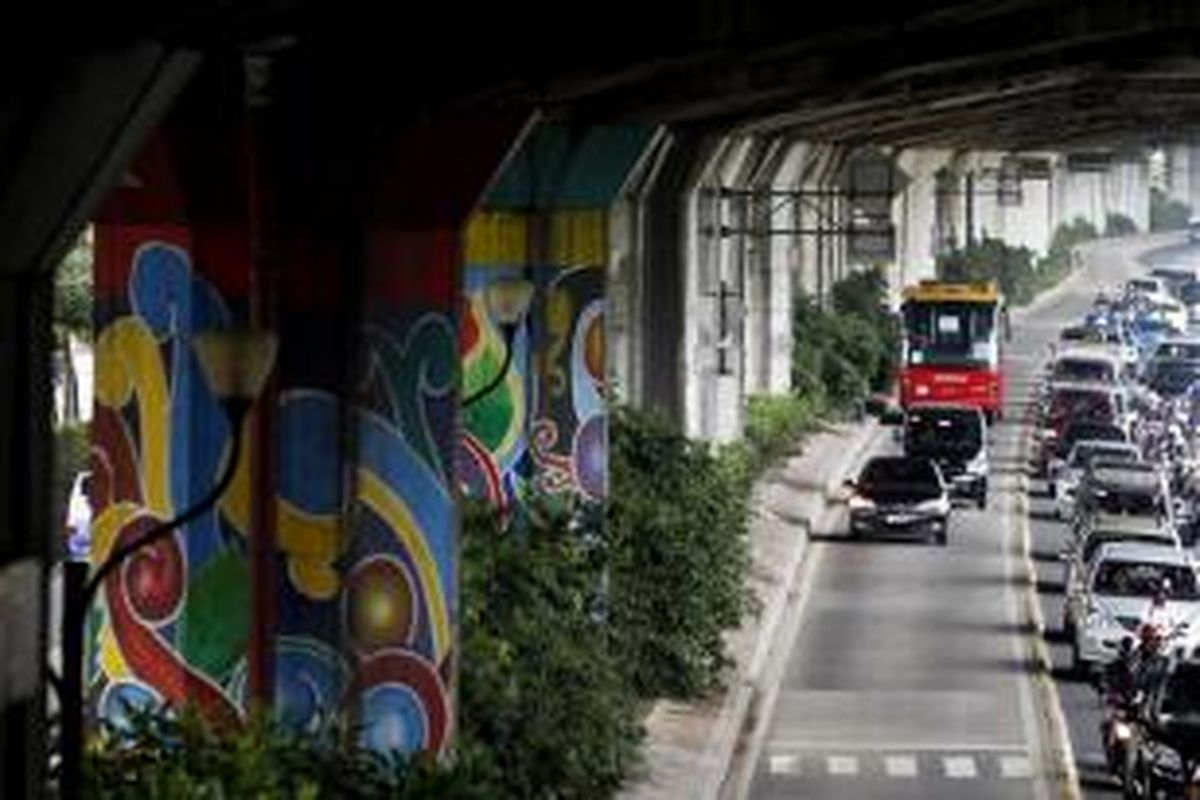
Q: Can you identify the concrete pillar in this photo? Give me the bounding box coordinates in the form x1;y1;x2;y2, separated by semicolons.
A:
760;139;808;394
463;123;654;503
682;134;763;443
892;149;955;300
92;52;528;759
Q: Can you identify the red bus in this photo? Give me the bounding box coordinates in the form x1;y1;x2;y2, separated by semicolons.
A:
899;280;1008;420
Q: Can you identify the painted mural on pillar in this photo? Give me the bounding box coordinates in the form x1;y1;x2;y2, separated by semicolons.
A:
270;231;458;757
91;224;253;728
92;226;456;757
459;211;608;506
457;124;652;508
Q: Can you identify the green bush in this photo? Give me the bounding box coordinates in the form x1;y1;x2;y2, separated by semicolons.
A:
743;394;819;471
84;706;489;799
607;407;753;700
459;502;642;799
937;219;1096;307
1151;187;1192;231
1104;212;1138;237
792;270;896;414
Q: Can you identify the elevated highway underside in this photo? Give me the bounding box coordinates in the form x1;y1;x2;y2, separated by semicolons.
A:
6;3;1200;798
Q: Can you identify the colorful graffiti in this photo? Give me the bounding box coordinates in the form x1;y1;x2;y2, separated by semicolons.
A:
91;227;251;727
93;227;457;757
459;212;609;507
273;345;456;755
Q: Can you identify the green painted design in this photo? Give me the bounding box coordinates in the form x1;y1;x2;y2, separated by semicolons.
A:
180;548;250;681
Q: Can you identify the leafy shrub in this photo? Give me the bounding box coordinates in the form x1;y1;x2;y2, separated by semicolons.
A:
937;219;1096;307
607;407;753;700
1104;212;1138;237
1151;186;1192;231
459;502;642;799
743;393;818;471
938;236;1039;305
792;270;896;414
84;706;489;799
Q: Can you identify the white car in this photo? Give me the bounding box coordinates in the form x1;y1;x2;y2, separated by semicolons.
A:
64;470;92;561
1062;517;1180;626
1066;541;1200;675
1047;349;1124;390
1051;441;1141;520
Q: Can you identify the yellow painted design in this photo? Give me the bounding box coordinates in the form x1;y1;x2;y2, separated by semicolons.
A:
89;502;141;680
91;502;142;565
465;210;607;266
903;280;999;304
356;469;449;662
218;414;253;536
95;319;172;516
548;210;606;265
98;625;128;679
465;212;529;264
277;499;342;601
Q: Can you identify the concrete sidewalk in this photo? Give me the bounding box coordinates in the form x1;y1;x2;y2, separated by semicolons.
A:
618;417;882;800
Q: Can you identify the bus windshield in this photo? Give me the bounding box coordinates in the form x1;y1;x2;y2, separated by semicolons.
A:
904;301;998;367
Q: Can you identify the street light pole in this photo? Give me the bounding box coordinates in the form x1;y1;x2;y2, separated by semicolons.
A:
462;277;534;409
55;330;276;800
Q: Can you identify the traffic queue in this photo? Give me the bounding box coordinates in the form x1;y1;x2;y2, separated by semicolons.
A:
1035;269;1200;798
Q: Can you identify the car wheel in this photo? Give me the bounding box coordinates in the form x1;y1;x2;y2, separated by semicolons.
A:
977;490;987;510
935;519;948;546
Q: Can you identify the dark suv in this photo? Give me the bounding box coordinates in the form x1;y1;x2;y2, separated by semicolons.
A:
902;404;988;508
846;456;951;544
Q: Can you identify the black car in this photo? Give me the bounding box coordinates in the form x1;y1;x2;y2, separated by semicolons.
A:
902;404;988;508
1147;358;1200;399
846;456;951;544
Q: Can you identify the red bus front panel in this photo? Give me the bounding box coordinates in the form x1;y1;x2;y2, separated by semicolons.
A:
900;365;1003;413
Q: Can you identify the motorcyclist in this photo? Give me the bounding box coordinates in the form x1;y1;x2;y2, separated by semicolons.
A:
1102;635;1140;704
1099;635;1142;773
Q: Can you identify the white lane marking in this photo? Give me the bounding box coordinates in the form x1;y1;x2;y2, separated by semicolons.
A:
768;754;800;775
1000;755;1033;778
767;740;1027;752
885;755;918;778
944;756;978;779
826;755;859;776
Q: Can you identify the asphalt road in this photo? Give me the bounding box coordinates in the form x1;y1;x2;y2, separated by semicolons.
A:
748;347;1046;797
747;233;1195;800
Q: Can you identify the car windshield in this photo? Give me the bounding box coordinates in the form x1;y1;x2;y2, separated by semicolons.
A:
1151;363;1200;397
1155;342;1200;360
1161;664;1200;716
1181;283;1200;304
1048;390;1116;424
1092;561;1199;598
904;408;982;458
858;458;942;501
1062;423;1126;450
1091;489;1162;515
1070;443;1138;468
904;301;997;367
1053;358;1115;383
